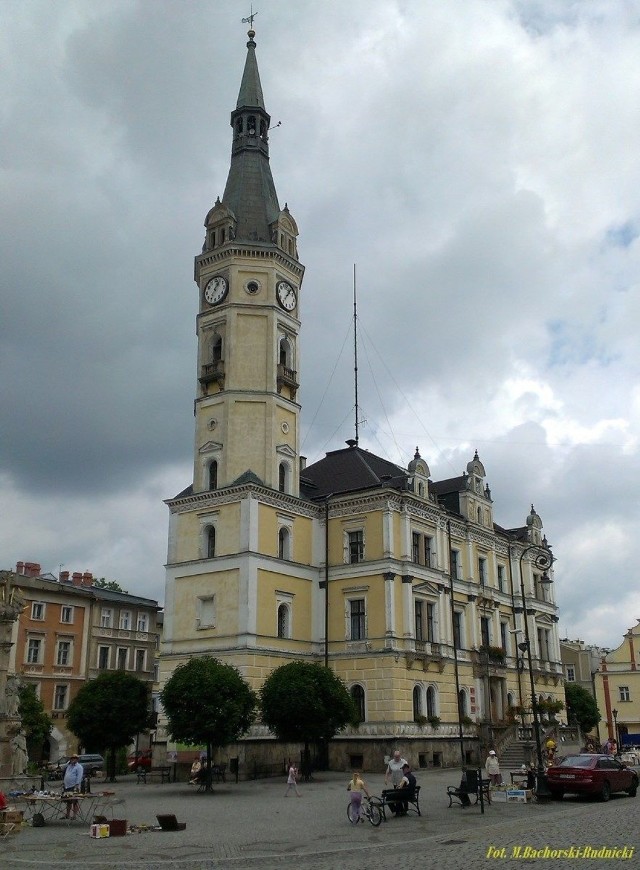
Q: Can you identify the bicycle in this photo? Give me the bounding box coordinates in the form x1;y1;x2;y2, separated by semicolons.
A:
347;795;383;826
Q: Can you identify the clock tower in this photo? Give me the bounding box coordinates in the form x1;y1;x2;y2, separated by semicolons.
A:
193;27;304;496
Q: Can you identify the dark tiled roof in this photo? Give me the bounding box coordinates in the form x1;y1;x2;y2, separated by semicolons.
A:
429;475;466;495
300;445;408;501
231;469;264;486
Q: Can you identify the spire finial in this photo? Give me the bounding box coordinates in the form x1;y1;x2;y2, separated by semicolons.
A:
242;7;258;43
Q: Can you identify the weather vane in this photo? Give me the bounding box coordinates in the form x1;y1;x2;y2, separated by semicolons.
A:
242;7;258;27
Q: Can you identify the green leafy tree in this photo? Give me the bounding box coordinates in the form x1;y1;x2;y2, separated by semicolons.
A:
565;682;601;734
93;578;128;594
160;657;257;790
260;661;358;778
18;683;52;762
66;672;150;781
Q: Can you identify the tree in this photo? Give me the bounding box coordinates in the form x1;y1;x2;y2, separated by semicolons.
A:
160;657;257;791
93;577;128;594
67;672;150;781
18;683;52;762
565;682;601;734
260;662;358;778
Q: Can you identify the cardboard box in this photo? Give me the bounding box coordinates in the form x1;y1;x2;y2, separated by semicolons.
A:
1;810;24;823
90;823;110;838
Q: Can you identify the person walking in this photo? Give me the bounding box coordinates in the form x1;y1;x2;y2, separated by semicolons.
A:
347;770;371;822
284;763;301;797
485;750;502;786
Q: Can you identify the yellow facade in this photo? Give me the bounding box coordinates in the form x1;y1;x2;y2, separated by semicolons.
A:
594;620;640;748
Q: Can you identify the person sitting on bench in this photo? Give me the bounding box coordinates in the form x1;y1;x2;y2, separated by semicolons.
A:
384;763;416;815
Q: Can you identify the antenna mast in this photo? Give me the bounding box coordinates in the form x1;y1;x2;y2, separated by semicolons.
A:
353;264;359;447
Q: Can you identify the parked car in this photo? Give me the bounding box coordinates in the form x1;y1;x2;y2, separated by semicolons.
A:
127;750;153;771
546;754;638;801
46;753;105;780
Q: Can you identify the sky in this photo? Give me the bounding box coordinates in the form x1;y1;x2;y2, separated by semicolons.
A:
1;0;639;649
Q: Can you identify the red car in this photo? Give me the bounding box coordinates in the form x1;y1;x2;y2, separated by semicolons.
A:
127;750;153;771
546;754;638;801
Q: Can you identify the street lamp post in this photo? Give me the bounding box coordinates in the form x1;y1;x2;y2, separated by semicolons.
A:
516;540;555;801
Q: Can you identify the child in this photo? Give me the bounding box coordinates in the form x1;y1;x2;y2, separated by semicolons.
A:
284;763;301;797
347;770;370;822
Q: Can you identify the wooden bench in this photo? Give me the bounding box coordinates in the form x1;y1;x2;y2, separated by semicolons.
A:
136;766;171;784
446;769;491;808
379;785;421;820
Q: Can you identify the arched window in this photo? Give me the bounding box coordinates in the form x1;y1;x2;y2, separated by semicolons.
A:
277;603;289;638
278;527;290;560
418;482;425;496
279;337;291;368
350;684;365;723
426;685;436;719
458;688;468;718
212;334;222;362
413;685;422;721
279;463;288;493
208;461;218;490
247;115;256;135
207;527;216;558
235;117;243;137
477;507;482;523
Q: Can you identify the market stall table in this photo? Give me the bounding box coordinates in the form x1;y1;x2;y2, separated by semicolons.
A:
20;792;114;826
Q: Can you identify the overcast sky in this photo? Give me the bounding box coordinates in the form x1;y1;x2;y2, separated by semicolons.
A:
1;0;639;649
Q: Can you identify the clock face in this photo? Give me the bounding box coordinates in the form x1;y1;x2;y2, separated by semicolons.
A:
204;275;228;305
277;281;297;311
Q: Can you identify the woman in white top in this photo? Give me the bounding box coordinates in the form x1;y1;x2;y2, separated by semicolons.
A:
385;750;408;787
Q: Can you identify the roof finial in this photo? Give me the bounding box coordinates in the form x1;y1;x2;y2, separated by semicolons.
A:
242;6;258;43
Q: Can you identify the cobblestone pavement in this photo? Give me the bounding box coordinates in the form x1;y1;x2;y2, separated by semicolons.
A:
4;768;638;870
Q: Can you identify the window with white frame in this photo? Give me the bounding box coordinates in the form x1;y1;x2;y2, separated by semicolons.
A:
278;527;291;560
196;596;216;629
60;605;74;624
412;685;423;720
450;549;462;580
98;646;110;669
53;684;69;711
565;665;576;683
100;608;113;628
349;598;366;640
619;686;631;702
135;649;146;672
478;556;487;586
137;612;149;632
497;565;505;593
346;530;364;564
119;610;131;630
426;685;437;718
414;600;424;641
56;639;72;666
31;601;45;621
117;647;128;670
277;603;290;638
500;622;508;652
27;637;43;664
411;532;436;567
453;611;464;650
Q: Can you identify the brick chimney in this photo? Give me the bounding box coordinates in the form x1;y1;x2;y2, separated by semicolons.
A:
16;561;24;575
72;572;83;586
82;571;93;587
24;562;41;577
59;570;70;583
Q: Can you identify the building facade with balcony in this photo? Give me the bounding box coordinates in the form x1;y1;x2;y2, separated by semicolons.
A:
3;562;160;761
159;26;563;772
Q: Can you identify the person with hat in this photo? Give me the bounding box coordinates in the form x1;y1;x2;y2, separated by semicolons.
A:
62;754;84;819
485;750;502;786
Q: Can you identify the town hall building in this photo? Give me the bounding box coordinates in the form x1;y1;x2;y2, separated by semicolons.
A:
158;26;563;772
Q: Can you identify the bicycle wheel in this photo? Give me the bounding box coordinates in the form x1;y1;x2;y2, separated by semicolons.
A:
367;802;382;826
347;802;359;824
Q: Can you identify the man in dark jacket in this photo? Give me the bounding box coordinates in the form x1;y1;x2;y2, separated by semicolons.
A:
383;763;417;816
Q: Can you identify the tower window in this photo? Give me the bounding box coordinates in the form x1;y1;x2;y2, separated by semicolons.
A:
248;115;256;135
279;337;292;368
426;685;436;719
347;530;364;564
279;462;289;493
212;334;222;362
207;527;216;558
235;117;243;137
277;603;290;638
220;228;225;244
278;527;290;560
209;461;218;490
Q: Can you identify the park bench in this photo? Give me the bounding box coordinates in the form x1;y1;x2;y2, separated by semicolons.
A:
446;769;491;808
379;785;421;820
136;766;171;784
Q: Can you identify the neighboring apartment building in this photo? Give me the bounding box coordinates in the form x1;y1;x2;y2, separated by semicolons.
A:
594;619;640;748
159;27;563;772
4;562;160;760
